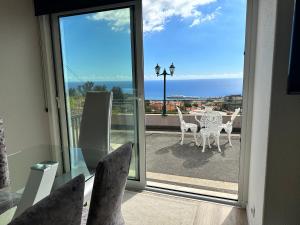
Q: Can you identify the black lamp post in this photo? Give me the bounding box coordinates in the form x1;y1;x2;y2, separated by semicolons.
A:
155;63;175;116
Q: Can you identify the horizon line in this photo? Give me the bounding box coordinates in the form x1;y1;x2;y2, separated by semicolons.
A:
67;77;243;83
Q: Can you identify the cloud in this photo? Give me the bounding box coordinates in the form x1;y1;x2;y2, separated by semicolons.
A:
87;8;130;32
88;0;220;33
143;0;219;32
190;6;221;27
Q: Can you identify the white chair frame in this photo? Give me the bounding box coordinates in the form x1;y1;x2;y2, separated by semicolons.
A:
176;107;199;146
220;108;240;146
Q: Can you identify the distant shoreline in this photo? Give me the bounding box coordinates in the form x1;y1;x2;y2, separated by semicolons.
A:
67;78;243;83
67;78;243;100
144;95;242;101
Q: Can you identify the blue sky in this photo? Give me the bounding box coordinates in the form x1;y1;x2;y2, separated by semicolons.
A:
59;0;246;82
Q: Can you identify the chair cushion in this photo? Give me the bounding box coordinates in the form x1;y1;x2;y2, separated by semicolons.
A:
86;143;132;225
9;174;85;225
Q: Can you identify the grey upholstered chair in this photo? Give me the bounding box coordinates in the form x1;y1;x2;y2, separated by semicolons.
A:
0;118;10;189
85;143;132;225
78;91;113;169
9;174;85;225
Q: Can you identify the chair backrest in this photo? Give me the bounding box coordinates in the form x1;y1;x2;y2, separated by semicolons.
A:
200;111;223;131
194;115;204;128
205;106;213;112
78;91;112;169
231;108;240;122
176;107;185;128
0;118;10;189
9;175;85;225
86;143;132;225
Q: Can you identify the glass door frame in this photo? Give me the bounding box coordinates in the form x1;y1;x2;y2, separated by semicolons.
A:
50;1;146;189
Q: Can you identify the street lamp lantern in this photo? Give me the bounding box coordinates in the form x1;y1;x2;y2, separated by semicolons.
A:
169;63;175;76
155;63;175;116
155;64;161;76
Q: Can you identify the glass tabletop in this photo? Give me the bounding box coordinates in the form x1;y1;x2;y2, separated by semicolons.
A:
7;145;94;190
0;145;98;216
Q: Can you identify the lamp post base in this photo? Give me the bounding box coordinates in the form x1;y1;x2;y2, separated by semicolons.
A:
162;105;167;116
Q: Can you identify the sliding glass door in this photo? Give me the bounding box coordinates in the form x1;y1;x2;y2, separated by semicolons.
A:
142;0;247;201
51;2;145;185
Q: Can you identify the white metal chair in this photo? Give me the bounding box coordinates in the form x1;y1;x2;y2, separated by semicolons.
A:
176;107;199;146
197;111;223;152
220;108;240;146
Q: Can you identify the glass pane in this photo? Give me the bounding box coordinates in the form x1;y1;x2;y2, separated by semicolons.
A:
58;7;139;179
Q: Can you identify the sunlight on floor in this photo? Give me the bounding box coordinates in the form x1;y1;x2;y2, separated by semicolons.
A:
122;190;247;225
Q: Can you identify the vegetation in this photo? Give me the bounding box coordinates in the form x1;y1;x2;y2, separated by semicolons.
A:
184;102;192;108
145;100;152;113
111;86;124;102
68;81;128;115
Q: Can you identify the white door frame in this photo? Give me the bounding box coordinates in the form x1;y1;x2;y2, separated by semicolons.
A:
39;1;146;189
238;0;258;207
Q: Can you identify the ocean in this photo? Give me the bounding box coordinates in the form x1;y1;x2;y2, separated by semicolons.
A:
67;78;243;100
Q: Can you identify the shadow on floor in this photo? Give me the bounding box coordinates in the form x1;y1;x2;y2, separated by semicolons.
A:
155;139;232;169
146;132;240;182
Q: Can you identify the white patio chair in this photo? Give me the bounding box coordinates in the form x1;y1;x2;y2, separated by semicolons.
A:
176;107;199;146
220;108;240;146
197;111;223;152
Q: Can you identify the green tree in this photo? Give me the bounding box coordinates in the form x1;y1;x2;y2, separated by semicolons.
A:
111;86;124;101
145;100;152;113
184;102;192;108
77;81;94;96
93;85;107;92
68;88;77;97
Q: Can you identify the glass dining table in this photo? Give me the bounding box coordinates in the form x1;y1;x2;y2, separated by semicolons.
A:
0;145;98;223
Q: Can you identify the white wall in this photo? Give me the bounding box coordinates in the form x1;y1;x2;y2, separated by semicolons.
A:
247;0;277;224
0;0;50;154
263;0;300;224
